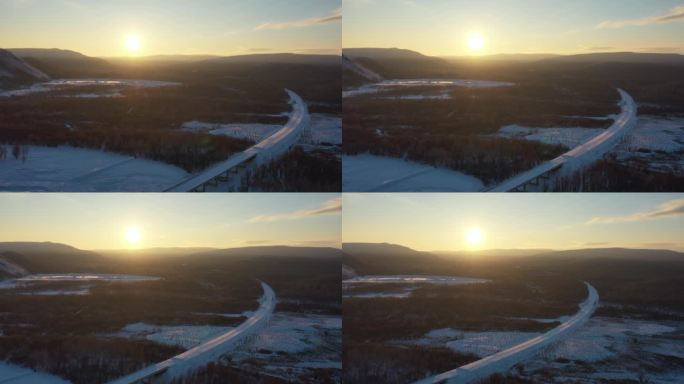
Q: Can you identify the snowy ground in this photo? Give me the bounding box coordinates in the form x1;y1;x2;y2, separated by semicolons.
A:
343;154;484;192
0;79;180;98
490;88;637;192
182;121;282;142
229;312;342;381
494;124;605;149
344;275;490;285
111;282;276;384
0;273;159;293
0;362;70;384
521;317;684;384
414;282;598;384
344;275;490;300
611;115;684;174
298;113;342;146
116;322;234;350
412;328;541;358
0;145;188;192
343;79;514;98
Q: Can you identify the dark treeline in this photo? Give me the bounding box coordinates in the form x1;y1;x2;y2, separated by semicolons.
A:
240;148;341;192
553;159;684;192
343;342;477;384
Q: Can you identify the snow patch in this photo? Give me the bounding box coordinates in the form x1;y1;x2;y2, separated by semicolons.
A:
0;145;188;192
182;121;282;142
495;124;605;148
117;323;233;349
344;79;514;98
0;361;70;384
344;275;490;285
299;114;341;145
343;154;484;192
0;78;180;98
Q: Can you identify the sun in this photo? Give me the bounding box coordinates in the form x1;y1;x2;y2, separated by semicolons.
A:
466;227;484;247
124;35;142;54
124;226;142;247
466;32;485;53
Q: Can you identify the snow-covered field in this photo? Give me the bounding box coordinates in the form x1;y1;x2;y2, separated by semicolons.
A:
345;275;490;285
343;154;484;192
495;124;605;149
612;115;684;174
0;79;180;98
111;282;276;384
414;328;541;358
0;274;159;293
240;312;341;355
343;79;514;98
545;317;677;362
0;145;188;192
116;322;233;350
182;121;282;142
0;361;70;384
490;88;638;192
344;275;490;300
299;113;342;145
415;282;598;384
230;312;342;381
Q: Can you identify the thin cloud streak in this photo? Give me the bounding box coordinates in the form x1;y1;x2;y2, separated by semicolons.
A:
255;8;341;30
248;197;341;223
588;198;684;224
596;5;684;29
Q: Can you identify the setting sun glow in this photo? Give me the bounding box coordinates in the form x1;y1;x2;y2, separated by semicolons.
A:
466;227;484;247
124;35;142;54
124;226;142;247
466;33;485;53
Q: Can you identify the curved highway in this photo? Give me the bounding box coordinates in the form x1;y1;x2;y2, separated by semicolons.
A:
166;89;309;192
414;282;599;384
489;89;637;192
109;281;276;384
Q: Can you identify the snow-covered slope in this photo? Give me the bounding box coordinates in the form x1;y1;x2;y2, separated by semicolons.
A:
343;55;383;82
0;48;50;84
0;257;29;278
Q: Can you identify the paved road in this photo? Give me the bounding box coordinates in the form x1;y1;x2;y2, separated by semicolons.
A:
166;89;309;192
109;281;276;384
415;282;599;384
489;89;637;192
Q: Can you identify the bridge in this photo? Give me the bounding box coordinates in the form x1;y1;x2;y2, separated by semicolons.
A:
109;282;276;384
489;89;637;192
414;282;599;384
165;89;309;192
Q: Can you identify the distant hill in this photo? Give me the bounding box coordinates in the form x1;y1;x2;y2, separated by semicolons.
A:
9;48;90;60
342;48;452;79
189;245;342;259
532;248;684;262
0;242;106;274
0;48;50;88
204;53;340;66
443;53;561;63
343;48;433;61
343;242;431;257
435;249;555;258
542;52;684;65
8;48;114;78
